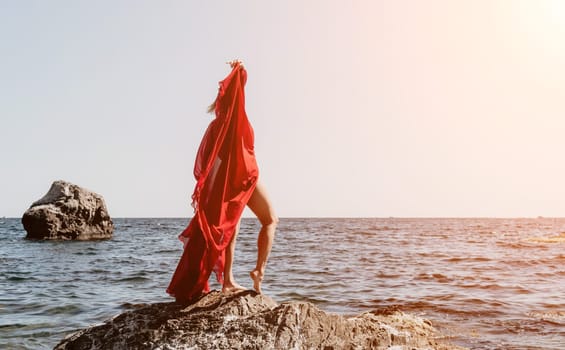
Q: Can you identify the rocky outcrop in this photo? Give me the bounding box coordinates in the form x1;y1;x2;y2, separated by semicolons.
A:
55;290;464;350
22;180;113;240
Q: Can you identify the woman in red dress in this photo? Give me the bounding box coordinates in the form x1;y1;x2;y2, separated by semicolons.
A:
167;60;277;303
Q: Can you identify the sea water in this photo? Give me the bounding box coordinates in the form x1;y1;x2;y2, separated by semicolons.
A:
1;217;564;349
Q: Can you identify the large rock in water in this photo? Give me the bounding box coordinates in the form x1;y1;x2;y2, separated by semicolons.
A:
54;291;464;350
22;180;113;240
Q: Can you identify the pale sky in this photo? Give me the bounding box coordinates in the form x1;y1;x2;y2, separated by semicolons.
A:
2;1;565;217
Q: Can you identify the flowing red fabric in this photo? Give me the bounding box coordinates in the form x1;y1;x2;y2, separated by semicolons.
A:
166;64;258;302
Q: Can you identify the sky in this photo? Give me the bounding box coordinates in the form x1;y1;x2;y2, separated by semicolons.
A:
2;1;565;218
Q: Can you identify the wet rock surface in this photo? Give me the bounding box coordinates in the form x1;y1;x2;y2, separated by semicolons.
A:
22;180;113;240
54;290;464;349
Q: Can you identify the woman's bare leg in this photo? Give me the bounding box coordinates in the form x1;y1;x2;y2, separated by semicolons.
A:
247;181;278;294
222;220;246;293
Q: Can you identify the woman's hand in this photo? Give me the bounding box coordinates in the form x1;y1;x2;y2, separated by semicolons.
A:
227;59;243;69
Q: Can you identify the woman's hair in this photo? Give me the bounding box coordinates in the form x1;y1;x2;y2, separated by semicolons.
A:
207;100;216;114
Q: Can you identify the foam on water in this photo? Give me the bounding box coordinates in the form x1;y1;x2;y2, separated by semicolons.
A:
1;217;565;349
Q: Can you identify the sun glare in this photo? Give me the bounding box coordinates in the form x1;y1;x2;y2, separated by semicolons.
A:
515;0;565;52
543;0;565;25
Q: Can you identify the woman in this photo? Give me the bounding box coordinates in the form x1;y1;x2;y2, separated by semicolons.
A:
167;60;277;303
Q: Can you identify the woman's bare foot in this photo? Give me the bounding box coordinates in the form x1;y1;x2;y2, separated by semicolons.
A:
222;281;246;294
249;270;264;294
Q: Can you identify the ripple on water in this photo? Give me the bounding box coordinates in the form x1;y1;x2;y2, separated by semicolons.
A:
277;291;331;305
115;276;152;283
4;275;37;282
527;311;565;324
42;304;85;316
414;272;451;283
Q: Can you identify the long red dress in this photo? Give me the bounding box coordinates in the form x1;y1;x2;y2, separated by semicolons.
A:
166;63;259;302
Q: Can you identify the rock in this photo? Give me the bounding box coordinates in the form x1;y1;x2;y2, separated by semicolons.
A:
54;290;465;350
22;180;113;240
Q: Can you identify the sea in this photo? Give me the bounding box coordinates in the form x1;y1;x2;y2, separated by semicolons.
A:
1;217;564;350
